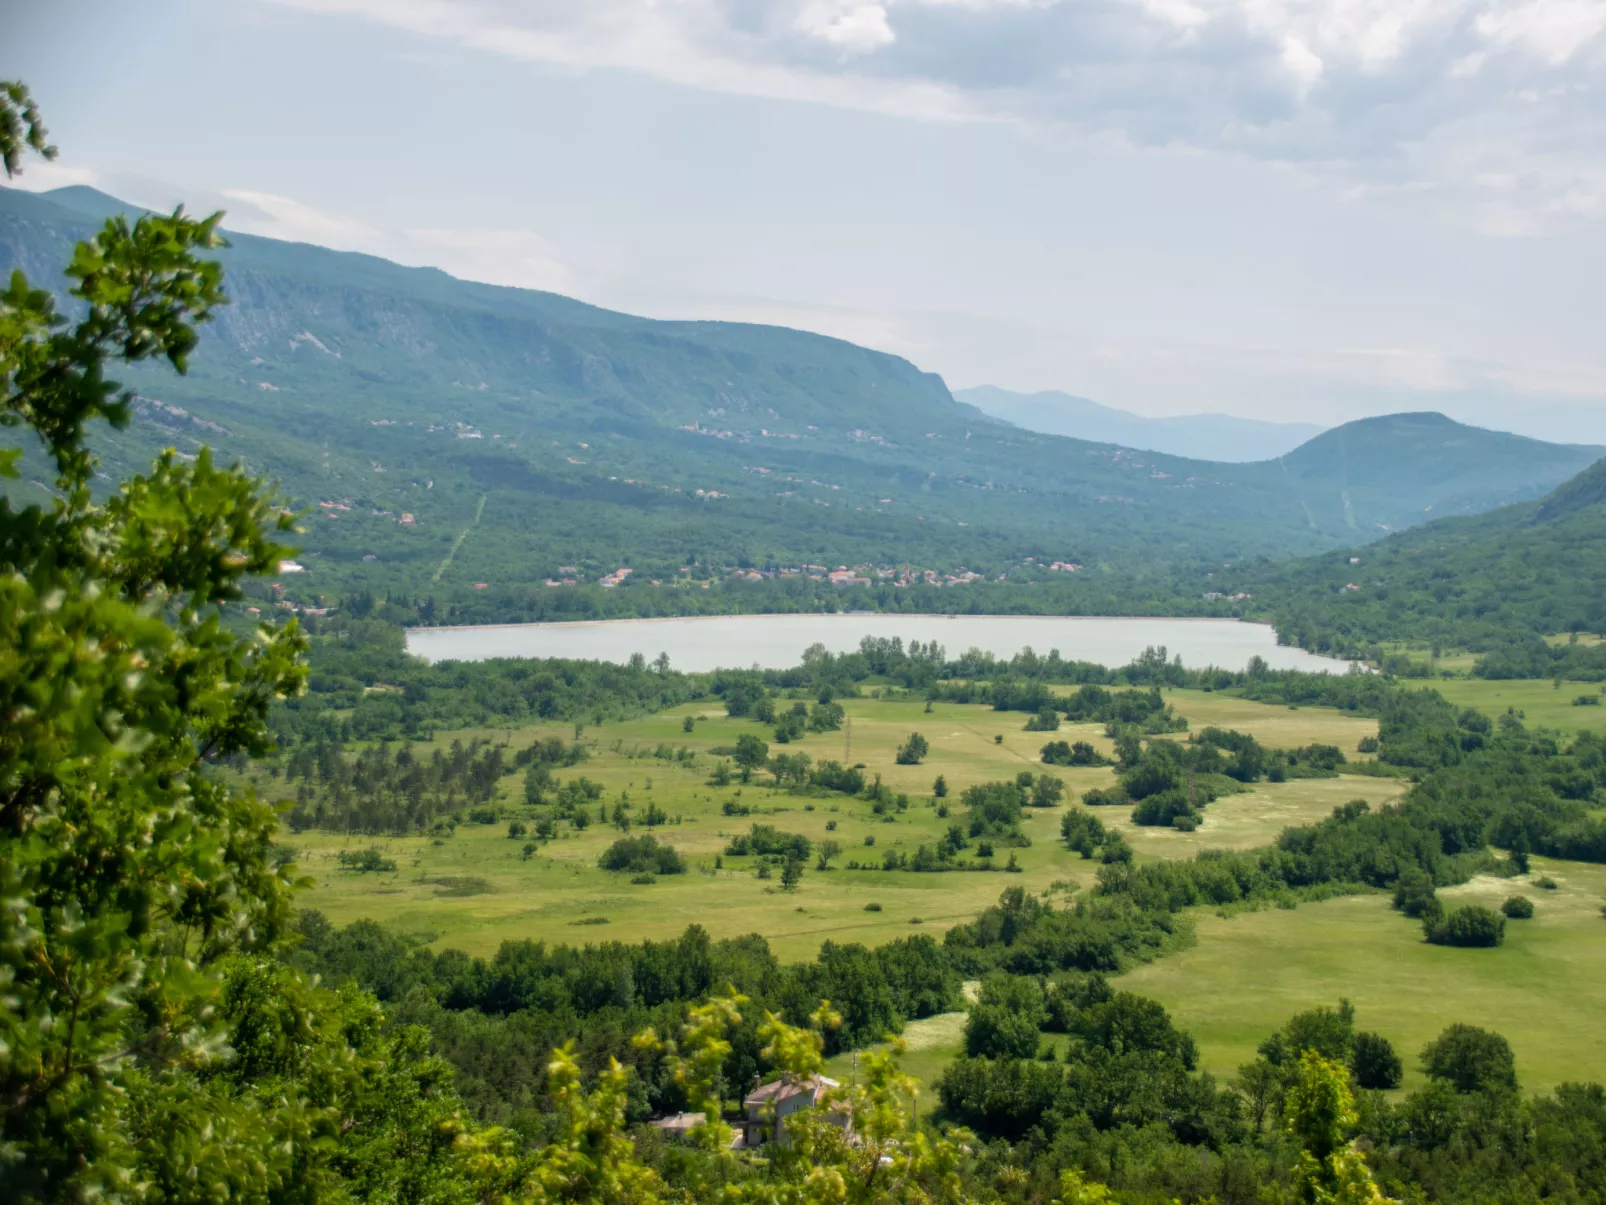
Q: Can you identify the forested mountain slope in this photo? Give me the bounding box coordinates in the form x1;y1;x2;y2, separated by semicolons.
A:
3;185;1598;619
1242;455;1606;671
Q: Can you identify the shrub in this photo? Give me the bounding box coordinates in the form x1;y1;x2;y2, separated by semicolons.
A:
864;902;883;912
1082;787;1129;808
1421;1024;1517;1093
1535;876;1559;890
1351;1031;1403;1090
1357;735;1380;754
336;848;396;873
1427;904;1505;947
597;835;687;875
1024;706;1060;732
1392;867;1438;918
1130;790;1198;828
725;824;811;860
895;732;930;765
1041;740;1107;767
1501;895;1535;919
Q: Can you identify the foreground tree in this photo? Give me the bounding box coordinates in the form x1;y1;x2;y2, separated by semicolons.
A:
0;83;316;1196
0;83;539;1204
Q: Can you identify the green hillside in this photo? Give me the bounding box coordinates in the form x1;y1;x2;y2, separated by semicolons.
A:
3;185;1599;624
1241;453;1606;674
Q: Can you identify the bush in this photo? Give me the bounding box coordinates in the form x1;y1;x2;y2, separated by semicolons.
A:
864;902;883;912
336;848;396;873
1535;876;1559;890
1024;706;1060;732
1392;867;1438;918
1042;740;1107;767
1501;895;1535;918
1427;904;1505;947
1082;787;1129;808
1421;1023;1518;1093
1130;790;1198;828
1351;1031;1403;1089
725;824;811;860
895;733;930;765
597;835;687;875
1357;735;1380;753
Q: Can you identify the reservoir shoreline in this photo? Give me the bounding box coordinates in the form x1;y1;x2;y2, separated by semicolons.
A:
404;613;1351;674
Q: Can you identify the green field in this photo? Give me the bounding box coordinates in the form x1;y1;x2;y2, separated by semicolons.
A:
278;690;1385;959
1421;678;1606;736
1121;856;1606;1095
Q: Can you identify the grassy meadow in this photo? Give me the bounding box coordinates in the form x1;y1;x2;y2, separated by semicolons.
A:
276;689;1386;960
275;685;1606;1099
1120;856;1606;1095
1423;677;1606;736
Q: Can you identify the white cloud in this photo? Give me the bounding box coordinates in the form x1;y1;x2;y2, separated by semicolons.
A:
797;2;897;53
266;0;1606;231
220;188;380;245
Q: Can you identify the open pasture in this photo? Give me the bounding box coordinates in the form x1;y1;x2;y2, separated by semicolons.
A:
1120;856;1606;1094
277;689;1389;960
1423;678;1606;736
1159;688;1380;753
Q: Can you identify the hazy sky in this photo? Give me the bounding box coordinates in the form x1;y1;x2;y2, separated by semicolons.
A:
7;0;1606;438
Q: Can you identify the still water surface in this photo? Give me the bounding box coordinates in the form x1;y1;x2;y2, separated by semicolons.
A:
405;614;1350;674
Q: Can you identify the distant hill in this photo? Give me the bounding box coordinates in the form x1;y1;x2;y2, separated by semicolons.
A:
1243;451;1606;664
955;385;1325;462
4;184;1601;623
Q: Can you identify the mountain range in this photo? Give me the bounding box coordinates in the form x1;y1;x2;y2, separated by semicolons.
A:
955;385;1326;462
3;184;1602;618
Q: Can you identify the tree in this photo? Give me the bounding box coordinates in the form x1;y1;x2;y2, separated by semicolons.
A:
816;839;842;871
1031;773;1066;808
895;732;929;765
933;774;949;798
0;91;317;1197
524;759;552;805
781;855;804;891
1421;1024;1518;1094
733;732;769;781
1350;1032;1402;1090
1284;1050;1391;1205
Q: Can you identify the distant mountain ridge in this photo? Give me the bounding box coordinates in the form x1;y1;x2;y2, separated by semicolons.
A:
955;385;1326;462
4;183;1602;619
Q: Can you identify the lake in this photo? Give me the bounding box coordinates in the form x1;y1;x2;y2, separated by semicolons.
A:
405;614;1352;674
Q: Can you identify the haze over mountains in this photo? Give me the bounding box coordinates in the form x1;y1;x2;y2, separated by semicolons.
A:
3;184;1602;614
956;385;1327;462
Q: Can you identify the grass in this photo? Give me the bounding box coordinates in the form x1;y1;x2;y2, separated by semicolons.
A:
1119;856;1606;1095
1421;678;1606;736
279;696;1098;961
1160;689;1380;754
274;689;1606;1098
275;690;1391;961
1115;774;1406;857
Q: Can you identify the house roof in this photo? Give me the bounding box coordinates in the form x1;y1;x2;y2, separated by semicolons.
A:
648;1112;706;1132
744;1074;838;1107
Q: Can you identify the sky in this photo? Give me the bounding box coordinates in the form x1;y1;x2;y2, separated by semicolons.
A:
6;0;1606;439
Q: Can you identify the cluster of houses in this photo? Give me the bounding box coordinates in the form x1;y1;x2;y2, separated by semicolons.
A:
649;1074;851;1151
